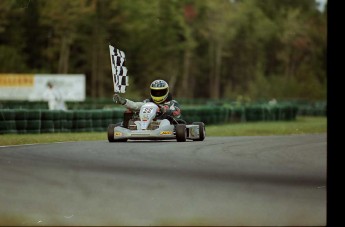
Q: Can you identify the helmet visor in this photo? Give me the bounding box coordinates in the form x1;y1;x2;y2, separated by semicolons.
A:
151;88;168;97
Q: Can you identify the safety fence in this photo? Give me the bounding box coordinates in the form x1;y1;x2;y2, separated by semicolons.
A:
0;99;326;116
296;102;327;116
1;104;298;134
0;109;123;134
182;104;298;125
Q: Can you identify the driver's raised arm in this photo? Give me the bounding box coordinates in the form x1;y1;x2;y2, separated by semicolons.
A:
123;99;144;111
113;93;144;111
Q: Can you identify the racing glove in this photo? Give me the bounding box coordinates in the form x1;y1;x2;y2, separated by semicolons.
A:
157;105;171;117
113;93;127;105
160;105;169;113
155;105;165;116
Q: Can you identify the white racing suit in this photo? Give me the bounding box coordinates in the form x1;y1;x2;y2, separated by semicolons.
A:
122;93;181;120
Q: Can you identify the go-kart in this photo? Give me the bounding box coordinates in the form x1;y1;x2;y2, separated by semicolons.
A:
107;102;205;142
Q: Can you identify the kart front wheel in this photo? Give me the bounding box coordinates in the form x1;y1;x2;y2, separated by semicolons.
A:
176;124;187;142
107;123;127;142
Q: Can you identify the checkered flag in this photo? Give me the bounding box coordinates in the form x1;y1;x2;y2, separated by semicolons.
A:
109;44;128;93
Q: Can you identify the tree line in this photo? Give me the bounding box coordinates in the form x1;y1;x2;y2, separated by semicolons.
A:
0;0;327;101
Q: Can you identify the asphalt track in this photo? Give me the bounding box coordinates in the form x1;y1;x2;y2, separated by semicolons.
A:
0;134;326;226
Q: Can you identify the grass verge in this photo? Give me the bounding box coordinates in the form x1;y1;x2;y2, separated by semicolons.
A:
206;116;327;136
0;116;326;146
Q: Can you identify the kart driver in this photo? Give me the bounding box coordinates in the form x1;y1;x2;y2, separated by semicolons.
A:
113;79;182;123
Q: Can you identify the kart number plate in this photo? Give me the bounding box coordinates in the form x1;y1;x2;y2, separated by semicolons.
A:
142;107;154;114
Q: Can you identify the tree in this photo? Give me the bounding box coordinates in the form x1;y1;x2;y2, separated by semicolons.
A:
0;0;327;101
0;0;28;72
40;0;93;73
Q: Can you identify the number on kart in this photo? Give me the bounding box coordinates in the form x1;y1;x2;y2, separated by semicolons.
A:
142;107;154;113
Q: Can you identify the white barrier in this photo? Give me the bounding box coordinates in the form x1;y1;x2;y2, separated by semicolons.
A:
0;74;86;101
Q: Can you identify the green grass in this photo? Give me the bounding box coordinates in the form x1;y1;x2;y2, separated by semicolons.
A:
0;117;326;146
206;116;327;136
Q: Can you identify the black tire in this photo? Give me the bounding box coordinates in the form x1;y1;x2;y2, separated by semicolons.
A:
176;124;187;142
107;124;116;142
192;122;205;141
107;123;127;142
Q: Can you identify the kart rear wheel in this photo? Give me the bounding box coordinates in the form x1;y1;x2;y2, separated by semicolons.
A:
107;124;116;142
107;123;127;142
192;122;205;141
176;124;187;142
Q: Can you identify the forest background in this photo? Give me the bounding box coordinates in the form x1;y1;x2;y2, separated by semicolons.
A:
0;0;327;102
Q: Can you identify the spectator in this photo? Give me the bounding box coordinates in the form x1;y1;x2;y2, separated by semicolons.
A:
268;98;277;105
43;81;67;110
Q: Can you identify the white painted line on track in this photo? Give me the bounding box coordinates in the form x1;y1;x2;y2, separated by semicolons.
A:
0;141;87;148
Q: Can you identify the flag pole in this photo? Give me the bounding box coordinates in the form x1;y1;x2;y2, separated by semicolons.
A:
109;44;117;93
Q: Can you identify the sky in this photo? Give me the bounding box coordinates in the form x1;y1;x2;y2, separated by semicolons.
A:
315;0;327;12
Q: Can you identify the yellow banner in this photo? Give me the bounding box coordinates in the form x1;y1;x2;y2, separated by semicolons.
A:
0;74;34;87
